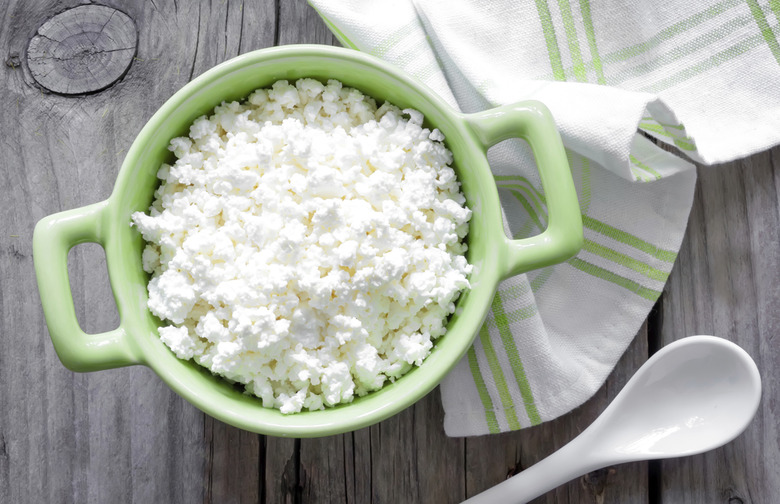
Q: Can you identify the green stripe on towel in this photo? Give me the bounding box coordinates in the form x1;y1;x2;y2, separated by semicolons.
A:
557;0;587;81
639;123;697;151
638;29;774;92
604;0;742;64
746;0;780;65
478;326;522;430
631;166;653;182
530;266;555;293
583;240;670;282
581;215;678;262
568;257;663;301
502;183;676;270
485;304;538;329
771;0;780;24
629;154;663;180
641;117;686;130
612;14;754;86
492;292;542;425
578;0;607;84
534;0;567;80
499;180;547;216
501;188;546;239
467;346;501;433
505;188;547;232
494;175;547;207
534;0;742;82
501;281;532;302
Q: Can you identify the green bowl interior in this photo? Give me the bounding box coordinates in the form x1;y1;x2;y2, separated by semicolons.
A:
105;46;506;436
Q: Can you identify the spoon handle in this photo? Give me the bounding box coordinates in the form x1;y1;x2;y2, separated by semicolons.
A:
462;432;605;504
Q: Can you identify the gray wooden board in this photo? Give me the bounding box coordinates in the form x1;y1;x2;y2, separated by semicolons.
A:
660;147;780;503
0;0;775;503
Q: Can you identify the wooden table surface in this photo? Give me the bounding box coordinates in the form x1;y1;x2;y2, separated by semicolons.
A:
2;1;778;502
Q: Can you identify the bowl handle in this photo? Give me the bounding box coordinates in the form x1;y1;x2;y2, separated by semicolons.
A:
465;101;583;279
33;200;139;372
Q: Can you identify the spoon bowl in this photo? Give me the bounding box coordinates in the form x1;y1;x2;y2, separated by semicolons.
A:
464;335;762;504
596;335;761;459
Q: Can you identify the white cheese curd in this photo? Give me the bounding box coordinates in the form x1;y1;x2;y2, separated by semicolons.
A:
132;78;472;413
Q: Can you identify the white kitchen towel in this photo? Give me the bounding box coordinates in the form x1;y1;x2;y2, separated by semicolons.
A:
309;0;780;436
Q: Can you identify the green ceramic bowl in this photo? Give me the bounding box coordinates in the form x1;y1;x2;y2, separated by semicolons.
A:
33;45;583;437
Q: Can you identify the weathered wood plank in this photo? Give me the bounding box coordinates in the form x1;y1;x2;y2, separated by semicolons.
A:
265;437;299;504
464;323;650;504
204;417;262;504
299;433;354;503
0;0;273;502
278;0;336;47
659;147;780;503
344;389;467;504
295;391;468;504
6;1;777;503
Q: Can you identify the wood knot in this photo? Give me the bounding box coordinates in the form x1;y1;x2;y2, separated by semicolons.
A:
26;5;137;95
6;53;21;69
580;466;616;499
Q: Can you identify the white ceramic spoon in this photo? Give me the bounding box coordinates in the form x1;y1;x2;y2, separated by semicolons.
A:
463;335;762;504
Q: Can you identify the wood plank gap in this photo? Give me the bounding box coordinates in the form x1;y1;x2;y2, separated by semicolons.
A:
204;419;214;503
639;130;658;145
342;438;347;503
647;297;663;504
223;0;230;59
369;426;374;504
647;298;663;355
237;0;245;54
259;435;266;504
648;461;661;504
188;3;202;81
463;437;469;499
273;0;281;46
342;434;351;504
294;438;302;504
353;431;359;503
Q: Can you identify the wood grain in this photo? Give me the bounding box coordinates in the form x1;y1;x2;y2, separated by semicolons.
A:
361;389;466;504
204;417;262;504
660;147;780;503
0;0;277;502
1;0;776;503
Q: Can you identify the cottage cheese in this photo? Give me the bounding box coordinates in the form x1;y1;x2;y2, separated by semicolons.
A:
132;79;472;413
